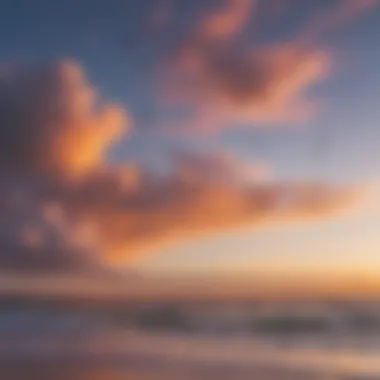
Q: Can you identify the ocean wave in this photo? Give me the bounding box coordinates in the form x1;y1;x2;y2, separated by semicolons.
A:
1;304;380;378
0;328;379;379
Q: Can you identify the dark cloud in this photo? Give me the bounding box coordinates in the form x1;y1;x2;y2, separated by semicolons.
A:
0;60;126;177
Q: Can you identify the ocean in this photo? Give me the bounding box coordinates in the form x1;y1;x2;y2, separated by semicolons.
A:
1;300;380;379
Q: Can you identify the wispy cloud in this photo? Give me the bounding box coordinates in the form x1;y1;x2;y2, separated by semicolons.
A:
159;0;375;132
165;42;329;131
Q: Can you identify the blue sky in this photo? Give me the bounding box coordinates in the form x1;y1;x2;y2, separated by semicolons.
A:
0;0;377;182
1;0;380;279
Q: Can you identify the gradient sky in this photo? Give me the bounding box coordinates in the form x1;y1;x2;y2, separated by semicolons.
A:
1;0;380;281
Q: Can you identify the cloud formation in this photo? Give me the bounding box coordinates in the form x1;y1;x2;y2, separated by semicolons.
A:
0;60;365;271
167;42;328;131
0;60;127;178
0;182;99;272
161;0;376;132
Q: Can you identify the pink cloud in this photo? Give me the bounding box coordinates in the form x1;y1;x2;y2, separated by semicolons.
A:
164;42;329;131
159;0;375;132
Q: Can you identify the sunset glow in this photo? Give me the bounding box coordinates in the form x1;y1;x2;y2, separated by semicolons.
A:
0;0;378;297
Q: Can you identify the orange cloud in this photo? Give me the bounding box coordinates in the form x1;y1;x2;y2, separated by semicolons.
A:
0;60;127;178
62;162;363;264
0;60;366;271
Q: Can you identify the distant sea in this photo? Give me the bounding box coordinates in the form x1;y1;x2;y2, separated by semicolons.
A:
1;300;380;379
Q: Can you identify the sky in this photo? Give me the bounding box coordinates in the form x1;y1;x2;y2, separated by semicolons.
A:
0;0;379;295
